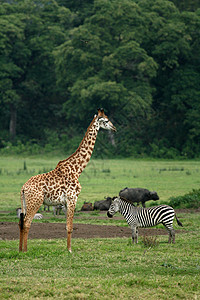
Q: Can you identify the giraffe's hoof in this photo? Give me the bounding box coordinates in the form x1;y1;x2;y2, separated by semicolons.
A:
68;249;72;253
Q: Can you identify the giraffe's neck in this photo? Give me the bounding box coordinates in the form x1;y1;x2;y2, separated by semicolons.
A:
58;116;99;177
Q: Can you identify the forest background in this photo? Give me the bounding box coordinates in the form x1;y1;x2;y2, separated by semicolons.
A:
1;0;200;159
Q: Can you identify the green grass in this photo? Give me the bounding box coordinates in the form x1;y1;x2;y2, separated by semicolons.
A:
0;230;199;299
1;156;200;211
0;156;200;299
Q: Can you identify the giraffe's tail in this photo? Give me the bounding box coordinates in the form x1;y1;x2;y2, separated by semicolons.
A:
21;189;26;216
20;189;26;230
19;213;24;230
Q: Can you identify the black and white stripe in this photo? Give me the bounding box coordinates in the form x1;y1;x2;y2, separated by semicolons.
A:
107;197;183;244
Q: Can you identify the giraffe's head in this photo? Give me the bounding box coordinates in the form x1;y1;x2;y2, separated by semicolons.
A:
96;108;116;132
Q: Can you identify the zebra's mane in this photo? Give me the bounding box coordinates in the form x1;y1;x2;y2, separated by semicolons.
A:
119;196;135;206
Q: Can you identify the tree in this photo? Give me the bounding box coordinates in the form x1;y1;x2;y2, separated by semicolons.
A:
147;6;200;157
0;0;71;141
170;0;200;11
0;4;30;139
1;0;200;157
54;0;158;145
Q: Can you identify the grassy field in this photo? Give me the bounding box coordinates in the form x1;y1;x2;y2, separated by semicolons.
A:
0;156;200;299
1;156;200;211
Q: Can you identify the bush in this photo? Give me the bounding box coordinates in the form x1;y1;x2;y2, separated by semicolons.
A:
0;140;42;155
169;189;200;209
149;143;181;159
141;235;159;248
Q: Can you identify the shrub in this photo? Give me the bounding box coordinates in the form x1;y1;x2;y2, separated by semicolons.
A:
141;235;159;248
149;143;181;159
169;189;200;209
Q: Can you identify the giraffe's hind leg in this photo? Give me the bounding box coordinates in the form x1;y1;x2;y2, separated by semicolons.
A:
23;225;30;252
19;226;24;252
23;208;42;252
20;196;44;252
19;213;24;251
19;217;32;252
19;222;30;252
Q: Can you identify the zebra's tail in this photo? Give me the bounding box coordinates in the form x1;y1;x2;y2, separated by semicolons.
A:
175;214;183;227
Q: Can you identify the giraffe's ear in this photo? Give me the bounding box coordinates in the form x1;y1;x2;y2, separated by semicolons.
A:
97;108;105;116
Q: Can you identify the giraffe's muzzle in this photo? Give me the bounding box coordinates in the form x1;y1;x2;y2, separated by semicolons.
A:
111;124;117;132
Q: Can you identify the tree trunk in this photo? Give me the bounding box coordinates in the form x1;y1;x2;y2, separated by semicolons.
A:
108;130;116;146
9;104;17;140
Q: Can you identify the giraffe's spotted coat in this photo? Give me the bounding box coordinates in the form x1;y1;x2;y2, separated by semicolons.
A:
19;109;116;252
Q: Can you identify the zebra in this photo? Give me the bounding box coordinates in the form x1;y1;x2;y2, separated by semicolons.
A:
107;197;183;244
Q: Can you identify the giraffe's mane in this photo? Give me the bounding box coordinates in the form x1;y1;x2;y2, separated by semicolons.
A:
56;115;98;167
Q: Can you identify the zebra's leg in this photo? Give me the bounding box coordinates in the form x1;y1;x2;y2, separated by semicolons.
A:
136;228;139;244
131;227;137;244
168;231;171;243
168;229;175;243
171;228;175;243
163;224;175;243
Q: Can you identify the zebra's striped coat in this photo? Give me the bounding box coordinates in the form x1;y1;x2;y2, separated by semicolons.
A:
107;197;183;244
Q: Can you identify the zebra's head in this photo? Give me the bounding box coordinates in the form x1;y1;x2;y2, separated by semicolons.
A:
107;197;120;218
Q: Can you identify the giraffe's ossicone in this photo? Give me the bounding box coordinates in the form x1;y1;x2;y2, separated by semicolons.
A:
19;108;116;253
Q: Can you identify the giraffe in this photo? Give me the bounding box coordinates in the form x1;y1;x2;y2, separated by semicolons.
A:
19;108;116;253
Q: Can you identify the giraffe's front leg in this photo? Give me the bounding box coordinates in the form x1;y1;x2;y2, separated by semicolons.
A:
66;183;81;253
66;200;77;253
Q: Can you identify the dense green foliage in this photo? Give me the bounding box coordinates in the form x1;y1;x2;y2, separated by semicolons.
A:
169;189;200;209
1;0;200;158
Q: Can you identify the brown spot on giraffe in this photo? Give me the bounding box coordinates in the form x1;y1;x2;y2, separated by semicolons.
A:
18;108;116;253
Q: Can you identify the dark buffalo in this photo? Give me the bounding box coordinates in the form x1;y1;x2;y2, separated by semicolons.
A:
94;197;113;211
119;187;159;208
81;202;93;211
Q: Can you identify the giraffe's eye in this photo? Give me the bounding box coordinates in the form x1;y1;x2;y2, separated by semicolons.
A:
99;118;108;123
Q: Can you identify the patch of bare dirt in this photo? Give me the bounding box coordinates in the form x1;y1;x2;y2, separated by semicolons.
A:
1;208;194;241
175;208;200;213
0;222;184;241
